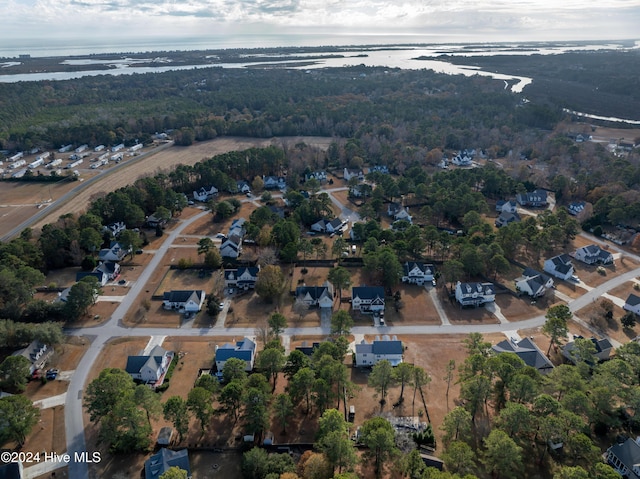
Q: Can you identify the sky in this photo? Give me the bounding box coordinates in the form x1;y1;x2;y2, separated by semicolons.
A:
2;0;640;48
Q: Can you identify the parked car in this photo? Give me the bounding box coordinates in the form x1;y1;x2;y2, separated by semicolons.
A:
46;368;59;380
218;302;225;311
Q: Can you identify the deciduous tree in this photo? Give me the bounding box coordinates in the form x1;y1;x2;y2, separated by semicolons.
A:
0;395;40;446
163;396;189;443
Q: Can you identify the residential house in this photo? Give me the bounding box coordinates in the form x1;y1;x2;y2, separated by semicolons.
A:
355;336;403;367
305;171;327;183
493;337;554;374
102;221;126;237
562;335;613;364
606;437;640;479
220;218;246;258
624;293;640;315
516;189;548;207
387;203;412;223
455;281;495;307
215;337;256;372
543;254;575;280
263;176;286;190
295;282;334;309
96;261;121;281
515;268;553;298
236;180;251;193
193;185;218;202
351;286;385;313
125;345;174;385
369;165;390;174
567;201;586;217
224;266;260;290
574;244;614;265
343;167;364;182
145;212;168;229
98;241;129;262
162;290;206;312
295;341;321;356
450;153;472;166
76;270;109;287
144;448;191;479
311;217;345;234
401;262;435;285
13;341;52;375
495;211;521;228
495;200;518;214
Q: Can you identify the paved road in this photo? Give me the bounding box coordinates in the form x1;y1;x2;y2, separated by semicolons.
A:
25;189;640;479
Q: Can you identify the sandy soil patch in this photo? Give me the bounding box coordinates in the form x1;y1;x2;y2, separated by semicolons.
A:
437;286;499;325
18;406;66;456
385;284;440;326
495;293;552;321
575;300;636;344
160;337;218;400
88;337;151;382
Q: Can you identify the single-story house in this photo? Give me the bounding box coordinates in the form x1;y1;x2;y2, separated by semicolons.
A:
515;267;554;298
625;293;640;315
343;167;364;182
13;341;53;375
162;290;206;312
145;448;191;479
492;337;554;375
225;266;259;290
146;212;168;229
352;286;386;313
495;211;520;228
355;336;403;367
574;244;614;265
76;270;108;287
562;336;613;364
193;185;218;202
455;281;495;307
98;241;129;262
607;437;640;479
125;346;174;385
516;189;548;207
296;282;334;309
215;337;256;372
401;262;435;285
496;200;517;214
543;254;575;280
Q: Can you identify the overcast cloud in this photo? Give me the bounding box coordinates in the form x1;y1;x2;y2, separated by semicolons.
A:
2;0;639;45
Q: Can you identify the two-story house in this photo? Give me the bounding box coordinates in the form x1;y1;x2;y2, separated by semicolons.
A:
515;267;554;298
125;345;174;385
495;211;521;228
102;221;126;237
401;262;435;286
495;200;518;214
516;189;548;208
492;337;554;375
224;266;260;290
215;337;256;372
311;217;345;234
607;437;640;479
455;281;495;307
562;335;613;364
295;282;334;309
193;185;218;202
351;286;386;313
355;336;403;367
387;203;412;223
98;241;129;262
574;244;614;265
543;253;575;280
625;293;640;315
343;167;364;182
13;341;53;375
220;218;246;258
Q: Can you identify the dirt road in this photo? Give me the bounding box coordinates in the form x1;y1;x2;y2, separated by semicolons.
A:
3;136;332;238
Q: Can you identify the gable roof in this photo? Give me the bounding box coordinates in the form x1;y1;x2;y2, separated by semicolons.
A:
403;262;434;276
125;346;168;375
162;290;205;304
145;448;190;479
216;337;256;362
608;438;640;478
296;284;333;302
352;286;385;301
493;337;554;373
626;293;640;307
458;282;495;296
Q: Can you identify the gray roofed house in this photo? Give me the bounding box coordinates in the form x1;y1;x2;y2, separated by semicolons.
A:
215;337;256;371
352;286;385;313
12;341;53;375
625;293;640;315
224;266;260;290
567;201;586;216
402;262;435;285
574;244;614;265
311;217;345;234
162;290;206;312
492;337;554;374
516;189;548;207
125;345;173;385
515;267;553;298
607;437;640;479
455;281;495;307
355;336;403;367
562;336;613;364
495;211;520;228
98;241;129;262
76;270;108;286
543;253;575;280
145;448;191;479
296;282;334;309
496;200;517;213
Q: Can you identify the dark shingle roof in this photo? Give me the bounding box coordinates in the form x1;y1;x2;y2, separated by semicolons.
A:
352;286;385;301
493;337;554;373
608;438;640;478
145;448;190;479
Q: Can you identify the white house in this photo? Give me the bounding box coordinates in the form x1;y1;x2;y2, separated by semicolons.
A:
296;282;334;309
543;254;575;280
96;261;121;281
351;286;385;313
220;218;246;258
574;244;614;265
263;176;286;190
624;294;640;315
305;171;327;183
515;268;553;298
450;153;472;166
496;200;518;213
13;341;53;375
102;221;126;237
236;180;251;193
567;201;586;216
193;185;218;202
355;336;403;367
401;262;435;285
162;290;206;312
311;217;345;234
76;270;109;287
495;211;520;228
387;203;412;223
455;281;495;307
607;437;640;479
215;337;256;372
125;346;174;385
224;266;260;290
343;167;364;182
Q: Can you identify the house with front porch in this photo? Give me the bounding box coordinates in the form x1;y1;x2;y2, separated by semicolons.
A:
125;345;174;385
355;336;403;367
215;337;256;372
98;241;129;262
162;290;206;312
624;293;640;315
492;337;554;375
543;253;575;280
13;341;53;375
455;281;495;307
351;286;385;313
295;282;334;309
193;185;218;202
344;167;364;182
402;262;435;285
515;268;553;298
574;244;614;265
96;261;120;281
606;437;640;479
516;189;548;207
224;266;260;290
